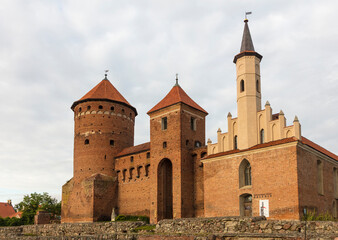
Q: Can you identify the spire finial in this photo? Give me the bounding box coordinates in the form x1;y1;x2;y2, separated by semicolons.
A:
104;70;109;79
175;73;179;86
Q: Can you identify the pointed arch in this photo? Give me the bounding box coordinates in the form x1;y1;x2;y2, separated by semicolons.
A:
239;159;251;188
157;158;173;220
240;80;245;92
260;129;265;144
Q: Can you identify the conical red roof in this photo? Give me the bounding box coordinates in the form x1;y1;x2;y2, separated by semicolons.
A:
71;78;137;115
147;84;208;115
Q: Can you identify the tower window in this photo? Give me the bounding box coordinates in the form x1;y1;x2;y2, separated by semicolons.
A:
240;80;245;92
87;106;91;110
163;141;167;148
191;117;196;131
256;79;260;93
98;105;103;109
260;129;265;144
122;109;125;113
130;156;134;162
161;117;167;130
79;107;82;112
234;135;238;150
110;140;115;146
111;106;114;111
194;141;201;147
84;139;89;145
146;152;150;158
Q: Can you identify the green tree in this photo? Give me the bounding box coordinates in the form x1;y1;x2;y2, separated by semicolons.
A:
15;192;61;225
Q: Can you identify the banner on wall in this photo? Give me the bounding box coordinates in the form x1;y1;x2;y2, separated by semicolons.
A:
259;199;269;217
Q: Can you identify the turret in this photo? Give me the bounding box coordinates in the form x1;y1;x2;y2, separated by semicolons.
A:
234;19;263;149
71;74;137;181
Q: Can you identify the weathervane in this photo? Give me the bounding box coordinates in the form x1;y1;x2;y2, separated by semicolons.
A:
175;73;179;86
245;11;252;21
105;70;109;79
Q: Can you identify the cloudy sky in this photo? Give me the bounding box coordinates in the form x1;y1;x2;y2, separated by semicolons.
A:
1;0;337;205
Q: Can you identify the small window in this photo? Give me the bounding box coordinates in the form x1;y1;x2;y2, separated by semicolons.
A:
163;142;167;148
146;152;150;158
87;106;91;110
84;139;89;145
130;113;132;118
240;80;245;92
260;129;264;144
110;140;114;146
191;117;196;131
161;117;167;130
234;135;238;150
194;141;201;147
256;79;260;93
122;169;127;181
186;140;189;146
130;156;134;162
317;160;324;195
111;106;114;111
122;109;125;113
99;105;103;109
79;107;82;112
145;164;150;177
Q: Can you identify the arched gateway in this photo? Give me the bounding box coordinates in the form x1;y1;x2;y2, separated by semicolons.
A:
157;158;173;220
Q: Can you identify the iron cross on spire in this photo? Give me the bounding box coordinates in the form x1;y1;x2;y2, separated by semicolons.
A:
104;70;109;79
175;73;179;86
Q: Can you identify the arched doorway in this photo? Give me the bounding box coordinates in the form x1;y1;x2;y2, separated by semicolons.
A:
240;194;252;217
157;158;173;220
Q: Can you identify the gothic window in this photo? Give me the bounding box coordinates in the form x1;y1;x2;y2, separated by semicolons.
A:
110;140;114;146
191;117;196;131
161;117;167;130
239;159;251;188
260;129;265;144
317;160;324;195
240;80;245;92
84;139;89;145
234;135;238;150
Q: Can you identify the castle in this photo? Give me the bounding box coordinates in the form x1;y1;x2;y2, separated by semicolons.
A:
61;19;338;223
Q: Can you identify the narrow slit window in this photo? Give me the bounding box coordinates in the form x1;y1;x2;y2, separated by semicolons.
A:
161;117;167;130
110;140;114;146
84;139;89;145
240;80;245;92
191;117;196;130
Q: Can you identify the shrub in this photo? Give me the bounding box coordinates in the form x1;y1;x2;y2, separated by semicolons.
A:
115;215;150;224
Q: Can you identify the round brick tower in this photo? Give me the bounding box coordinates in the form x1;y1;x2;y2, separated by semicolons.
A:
71;75;137;181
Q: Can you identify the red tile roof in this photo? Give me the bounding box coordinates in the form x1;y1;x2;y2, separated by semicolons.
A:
71;79;136;114
147;85;208;115
203;136;338;161
116;142;150;158
0;202;16;218
301;137;338;161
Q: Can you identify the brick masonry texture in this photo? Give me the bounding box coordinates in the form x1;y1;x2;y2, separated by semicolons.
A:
1;218;337;239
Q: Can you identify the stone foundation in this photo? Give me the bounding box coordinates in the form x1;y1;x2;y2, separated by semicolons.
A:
0;217;337;239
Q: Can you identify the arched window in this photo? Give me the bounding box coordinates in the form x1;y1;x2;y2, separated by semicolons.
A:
239;159;251;188
84;139;89;145
240;80;245;92
260;129;265;144
256;80;260;93
234;135;238;150
98;105;103;109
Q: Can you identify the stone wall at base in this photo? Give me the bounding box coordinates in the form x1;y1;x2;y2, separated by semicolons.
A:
0;217;337;240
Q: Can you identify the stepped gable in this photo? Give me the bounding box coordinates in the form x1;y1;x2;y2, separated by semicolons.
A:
147;84;208;115
116;142;150;158
71;78;137;115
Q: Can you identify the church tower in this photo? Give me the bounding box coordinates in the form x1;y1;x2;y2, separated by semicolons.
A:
147;77;207;223
62;74;137;223
233;19;263;149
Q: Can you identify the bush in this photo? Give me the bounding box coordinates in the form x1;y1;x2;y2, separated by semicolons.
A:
0;217;23;227
303;210;335;221
115;215;150;224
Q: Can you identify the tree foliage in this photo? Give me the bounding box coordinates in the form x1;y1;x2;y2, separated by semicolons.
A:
12;192;61;225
